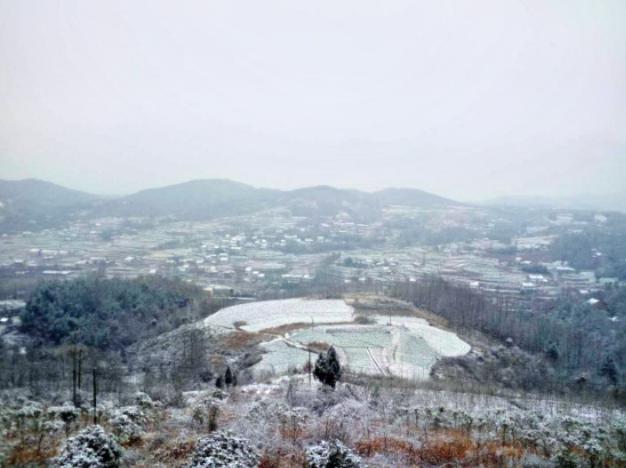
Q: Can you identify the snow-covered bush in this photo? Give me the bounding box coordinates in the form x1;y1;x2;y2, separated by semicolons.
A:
191;398;222;432
134;392;155;409
48;403;80;436
187;431;259;468
109;413;142;444
13;400;44;438
108;405;147;444
16;400;43;419
52;425;123;468
305;440;366;468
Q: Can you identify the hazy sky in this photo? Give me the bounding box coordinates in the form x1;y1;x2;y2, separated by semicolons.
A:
1;1;625;200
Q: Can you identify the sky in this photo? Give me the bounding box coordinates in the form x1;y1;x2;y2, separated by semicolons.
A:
1;0;625;200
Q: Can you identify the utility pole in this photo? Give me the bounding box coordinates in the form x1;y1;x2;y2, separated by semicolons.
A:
308;317;313;387
72;347;77;407
77;348;82;390
92;368;97;425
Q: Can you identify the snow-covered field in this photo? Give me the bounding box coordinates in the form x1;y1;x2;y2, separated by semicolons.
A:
256;322;468;379
232;298;471;379
202;298;354;332
371;315;470;357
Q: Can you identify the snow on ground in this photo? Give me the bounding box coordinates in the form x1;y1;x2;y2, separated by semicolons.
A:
203;298;470;380
202;298;354;332
255;338;312;375
372;315;471;356
255;321;470;380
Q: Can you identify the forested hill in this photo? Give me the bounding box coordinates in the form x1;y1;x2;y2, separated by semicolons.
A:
20;275;219;349
0;179;100;231
0;178;461;231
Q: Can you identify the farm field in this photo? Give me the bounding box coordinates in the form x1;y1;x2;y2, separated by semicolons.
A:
208;298;472;379
202;298;354;332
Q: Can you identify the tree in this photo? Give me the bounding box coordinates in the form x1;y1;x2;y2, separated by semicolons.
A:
313;347;342;389
215;375;224;389
546;343;559;361
224;366;233;387
601;356;619;384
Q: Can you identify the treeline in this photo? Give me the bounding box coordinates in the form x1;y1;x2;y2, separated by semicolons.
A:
550;219;626;277
391;276;626;391
20;275;225;350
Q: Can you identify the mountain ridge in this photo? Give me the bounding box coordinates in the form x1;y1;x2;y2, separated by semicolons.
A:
0;177;460;231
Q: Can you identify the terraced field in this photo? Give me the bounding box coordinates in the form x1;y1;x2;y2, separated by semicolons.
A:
205;298;470;380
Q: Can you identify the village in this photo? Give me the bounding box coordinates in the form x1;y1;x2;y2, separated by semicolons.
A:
1;203;621;323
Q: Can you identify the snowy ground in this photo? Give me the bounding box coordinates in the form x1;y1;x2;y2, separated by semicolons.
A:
202;298;354;332
371;315;471;357
222;298;472;379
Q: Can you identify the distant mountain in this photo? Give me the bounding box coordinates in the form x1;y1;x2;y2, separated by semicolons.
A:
483;194;626;213
281;185;376;219
94;179;278;219
372;188;458;208
94;180;460;221
0;179;99;207
0;179;101;231
0;178;461;231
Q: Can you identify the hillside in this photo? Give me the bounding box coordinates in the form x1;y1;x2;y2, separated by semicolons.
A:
373;187;459;208
93;179;278;219
483;193;626;213
0;179;101;231
0;178;461;230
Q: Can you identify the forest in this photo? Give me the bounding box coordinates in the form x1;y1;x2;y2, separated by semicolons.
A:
392;276;626;397
19;275;217;350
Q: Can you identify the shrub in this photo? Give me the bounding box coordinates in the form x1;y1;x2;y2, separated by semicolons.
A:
187;431;259;468
52;425;123;468
305;440;365;468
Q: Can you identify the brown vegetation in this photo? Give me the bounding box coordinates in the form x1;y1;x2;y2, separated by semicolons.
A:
355;430;532;467
221;330;264;349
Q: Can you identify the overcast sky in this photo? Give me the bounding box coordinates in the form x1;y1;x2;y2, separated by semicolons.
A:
1;1;625;200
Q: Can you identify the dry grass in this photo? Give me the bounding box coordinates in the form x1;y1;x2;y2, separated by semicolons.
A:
259;449;307;468
305;341;330;353
419;431;474;465
356;436;420;463
6;445;59;466
356;430;531;467
221;330;264;349
258;323;311;336
149;435;196;466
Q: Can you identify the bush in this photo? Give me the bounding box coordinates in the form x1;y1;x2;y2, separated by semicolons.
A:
187;431;259;468
52;425;122;468
305;440;365;468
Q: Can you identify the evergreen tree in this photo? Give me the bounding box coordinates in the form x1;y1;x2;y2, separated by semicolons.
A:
224;366;233;387
546;343;559;361
600;356;618;384
313;346;342;388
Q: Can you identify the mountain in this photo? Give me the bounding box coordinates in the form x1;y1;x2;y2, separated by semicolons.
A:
0;179;99;207
0;178;461;231
94;179;278;219
280;185;376;219
372;187;459;208
483;193;626;213
94;180;460;221
0;179;102;231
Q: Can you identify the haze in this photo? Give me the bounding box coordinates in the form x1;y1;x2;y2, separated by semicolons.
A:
1;0;625;200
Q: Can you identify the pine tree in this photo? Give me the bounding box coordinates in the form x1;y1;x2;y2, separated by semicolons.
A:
224;366;233;387
546;343;559;361
600;356;618;384
313;346;342;389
